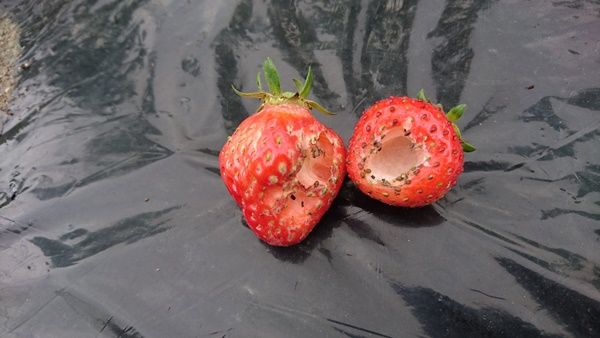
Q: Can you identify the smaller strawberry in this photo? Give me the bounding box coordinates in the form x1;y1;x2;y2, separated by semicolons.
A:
346;90;475;207
219;58;346;246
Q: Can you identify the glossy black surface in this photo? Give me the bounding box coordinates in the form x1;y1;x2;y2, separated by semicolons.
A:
1;0;599;337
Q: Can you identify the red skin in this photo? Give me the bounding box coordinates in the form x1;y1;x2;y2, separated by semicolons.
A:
347;96;464;207
219;103;346;246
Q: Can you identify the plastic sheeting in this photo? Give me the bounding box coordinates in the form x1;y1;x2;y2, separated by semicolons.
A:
1;0;599;337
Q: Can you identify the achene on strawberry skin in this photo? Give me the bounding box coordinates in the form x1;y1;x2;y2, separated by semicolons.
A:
346;90;475;207
219;58;346;246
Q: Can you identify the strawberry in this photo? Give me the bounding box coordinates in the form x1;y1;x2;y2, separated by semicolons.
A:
219;58;346;246
347;90;475;207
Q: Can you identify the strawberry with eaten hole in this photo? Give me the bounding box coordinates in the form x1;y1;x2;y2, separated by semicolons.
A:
347;90;475;207
219;58;346;246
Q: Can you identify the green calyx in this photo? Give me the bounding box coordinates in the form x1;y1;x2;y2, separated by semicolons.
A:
232;57;334;116
416;89;476;152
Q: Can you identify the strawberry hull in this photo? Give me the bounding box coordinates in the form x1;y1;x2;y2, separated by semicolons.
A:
220;103;346;246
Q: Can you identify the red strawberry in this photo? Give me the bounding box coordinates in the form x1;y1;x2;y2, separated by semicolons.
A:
347;90;475;207
219;58;346;246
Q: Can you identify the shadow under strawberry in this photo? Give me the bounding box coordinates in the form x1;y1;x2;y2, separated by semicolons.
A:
260;199;348;264
341;182;446;229
259;180;445;263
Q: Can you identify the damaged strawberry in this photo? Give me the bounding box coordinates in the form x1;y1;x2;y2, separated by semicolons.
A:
219;58;346;246
347;90;475;207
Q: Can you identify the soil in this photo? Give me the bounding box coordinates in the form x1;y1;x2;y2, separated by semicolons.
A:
0;12;21;117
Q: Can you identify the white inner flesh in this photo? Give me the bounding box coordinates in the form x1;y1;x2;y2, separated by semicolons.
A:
365;129;427;182
296;133;334;189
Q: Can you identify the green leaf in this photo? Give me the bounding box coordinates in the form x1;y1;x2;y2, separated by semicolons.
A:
299;66;313;99
462;142;476;152
263;57;281;95
452;123;462;139
231;85;267;99
446;104;466;122
256;72;263;91
416;89;427;101
306;99;335;116
293;79;303;92
451;122;476;152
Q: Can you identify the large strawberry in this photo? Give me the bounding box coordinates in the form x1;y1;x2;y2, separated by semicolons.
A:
347;90;474;207
219;58;346;246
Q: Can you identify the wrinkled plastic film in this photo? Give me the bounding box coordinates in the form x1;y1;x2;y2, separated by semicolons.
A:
0;1;599;337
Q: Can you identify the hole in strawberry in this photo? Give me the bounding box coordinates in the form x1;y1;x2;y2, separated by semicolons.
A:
365;128;428;183
273;132;337;225
296;132;334;190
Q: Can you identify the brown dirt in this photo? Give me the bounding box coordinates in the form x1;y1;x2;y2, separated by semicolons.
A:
0;12;21;117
